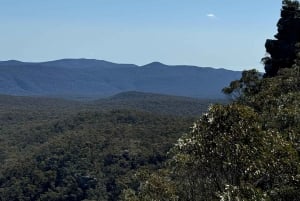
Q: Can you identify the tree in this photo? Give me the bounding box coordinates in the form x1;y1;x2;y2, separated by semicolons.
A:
222;69;262;103
122;1;300;200
263;0;300;77
125;104;300;200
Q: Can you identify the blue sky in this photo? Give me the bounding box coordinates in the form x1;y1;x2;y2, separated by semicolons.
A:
0;0;282;71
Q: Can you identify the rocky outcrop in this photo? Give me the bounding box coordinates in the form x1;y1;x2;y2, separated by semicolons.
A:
264;0;300;77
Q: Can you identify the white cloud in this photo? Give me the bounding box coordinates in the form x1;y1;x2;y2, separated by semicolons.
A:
206;13;216;18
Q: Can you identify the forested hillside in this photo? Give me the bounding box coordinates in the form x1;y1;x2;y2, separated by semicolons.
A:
0;109;195;200
94;91;226;117
0;92;223;200
0;91;221;117
1;1;300;201
0;59;240;99
123;1;300;200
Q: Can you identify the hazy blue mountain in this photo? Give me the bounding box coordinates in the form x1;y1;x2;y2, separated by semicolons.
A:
0;59;241;99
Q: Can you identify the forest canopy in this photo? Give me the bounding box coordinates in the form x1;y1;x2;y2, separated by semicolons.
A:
1;1;300;201
123;1;300;200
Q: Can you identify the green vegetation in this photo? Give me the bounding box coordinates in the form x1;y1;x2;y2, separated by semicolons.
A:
2;1;300;201
263;0;300;77
122;1;300;200
0;109;194;200
94;91;226;117
0;92;217;200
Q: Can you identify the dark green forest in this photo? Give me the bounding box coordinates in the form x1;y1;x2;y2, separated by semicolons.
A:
0;92;217;200
1;0;300;200
123;1;300;200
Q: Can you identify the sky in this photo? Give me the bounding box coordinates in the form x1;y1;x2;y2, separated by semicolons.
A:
0;0;283;71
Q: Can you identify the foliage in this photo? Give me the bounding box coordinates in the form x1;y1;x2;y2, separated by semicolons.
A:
0;108;194;201
127;103;300;200
2;1;300;200
226;67;300;152
222;69;262;102
124;2;300;200
263;0;300;77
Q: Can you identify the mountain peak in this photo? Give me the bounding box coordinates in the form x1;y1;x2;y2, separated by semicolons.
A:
0;58;241;99
142;62;167;68
0;60;24;65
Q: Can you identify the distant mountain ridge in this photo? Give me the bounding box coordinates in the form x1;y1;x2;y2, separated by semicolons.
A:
0;59;241;99
0;91;226;117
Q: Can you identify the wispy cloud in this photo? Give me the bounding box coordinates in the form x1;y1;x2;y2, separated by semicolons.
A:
206;13;217;19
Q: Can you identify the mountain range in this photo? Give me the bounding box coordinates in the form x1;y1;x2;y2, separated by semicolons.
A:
0;59;241;99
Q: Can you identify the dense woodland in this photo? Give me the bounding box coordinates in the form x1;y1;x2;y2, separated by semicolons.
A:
123;1;300;200
0;92;216;200
1;0;300;200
